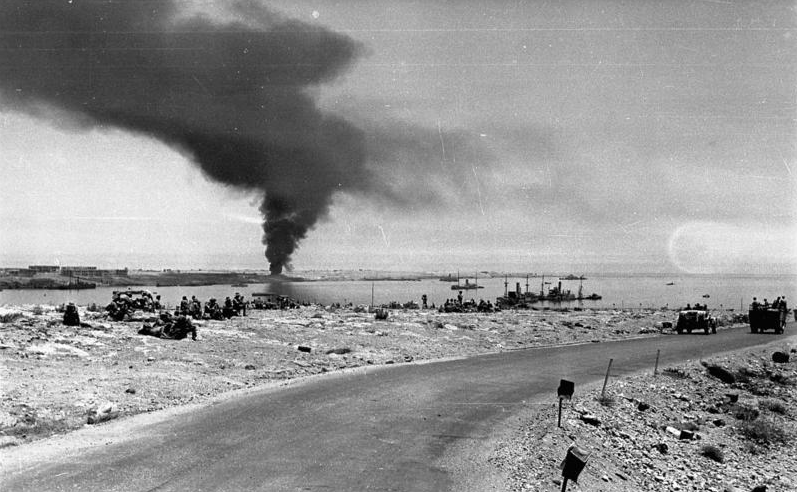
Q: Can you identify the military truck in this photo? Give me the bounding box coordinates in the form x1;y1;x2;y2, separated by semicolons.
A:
748;308;786;334
676;308;716;335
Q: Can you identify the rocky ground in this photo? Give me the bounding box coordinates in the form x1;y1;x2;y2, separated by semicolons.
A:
0;302;724;448
490;341;797;492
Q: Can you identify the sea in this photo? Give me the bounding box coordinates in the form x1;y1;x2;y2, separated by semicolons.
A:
1;274;795;312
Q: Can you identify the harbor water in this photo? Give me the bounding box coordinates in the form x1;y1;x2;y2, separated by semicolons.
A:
1;274;795;312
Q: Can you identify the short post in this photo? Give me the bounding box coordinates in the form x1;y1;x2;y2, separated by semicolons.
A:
653;349;661;377
560;444;590;491
557;379;574;428
600;358;613;399
558;397;564;428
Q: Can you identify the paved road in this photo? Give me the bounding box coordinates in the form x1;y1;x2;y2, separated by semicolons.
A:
2;325;791;491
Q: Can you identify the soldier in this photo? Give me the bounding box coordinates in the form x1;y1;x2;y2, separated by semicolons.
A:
179;296;190;316
233;293;245;316
63;302;80;326
751;297;760;310
162;315;197;340
153;294;163;311
189;295;202;319
421;294;428;309
223;296;235;318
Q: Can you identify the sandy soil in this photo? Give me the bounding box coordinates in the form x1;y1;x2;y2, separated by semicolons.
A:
490;338;797;492
0;302;706;448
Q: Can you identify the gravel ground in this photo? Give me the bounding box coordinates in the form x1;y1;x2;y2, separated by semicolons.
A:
0;302;717;448
489;339;797;492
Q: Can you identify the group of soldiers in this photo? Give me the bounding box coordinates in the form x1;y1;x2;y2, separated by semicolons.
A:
440;296;495;313
751;296;788;312
106;290;163;321
178;293;247;320
684;303;708;311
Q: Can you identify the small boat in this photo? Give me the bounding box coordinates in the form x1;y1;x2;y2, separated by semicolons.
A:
702;294;710;298
451;279;483;290
574;278;601;301
439;274;457;282
666;282;675;286
559;274;585;281
231;283;249;287
450;272;483;290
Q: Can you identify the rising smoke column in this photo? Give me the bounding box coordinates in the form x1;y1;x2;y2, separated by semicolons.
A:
0;1;372;274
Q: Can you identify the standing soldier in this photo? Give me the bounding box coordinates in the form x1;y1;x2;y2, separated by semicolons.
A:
179;296;190;316
421;294;428;309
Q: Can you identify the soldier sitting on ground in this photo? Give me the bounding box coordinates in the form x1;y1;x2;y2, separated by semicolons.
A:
223;296;236;318
189;295;203;319
63;302;80;326
204;298;224;320
179;296;190;316
106;296;129;322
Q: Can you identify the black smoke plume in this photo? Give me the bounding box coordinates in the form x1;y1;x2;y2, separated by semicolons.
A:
0;1;373;274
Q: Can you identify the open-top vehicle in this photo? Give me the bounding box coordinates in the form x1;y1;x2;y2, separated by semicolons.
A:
749;308;786;334
676;309;716;335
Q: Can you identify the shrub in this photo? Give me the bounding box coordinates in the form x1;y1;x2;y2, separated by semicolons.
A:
0;311;24;323
738;418;787;445
31;305;44;316
597;394;615;407
662;367;690;379
760;399;787;415
700;445;724;463
704;364;735;384
734;366;763;384
731;404;760;421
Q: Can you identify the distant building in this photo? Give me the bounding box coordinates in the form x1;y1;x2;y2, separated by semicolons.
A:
61;266;99;277
28;265;60;273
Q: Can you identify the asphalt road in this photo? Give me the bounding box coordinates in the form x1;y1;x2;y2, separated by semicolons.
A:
2;325;791;491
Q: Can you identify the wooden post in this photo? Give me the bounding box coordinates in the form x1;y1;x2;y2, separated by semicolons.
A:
601;358;613;399
653;349;660;377
558;397;563;428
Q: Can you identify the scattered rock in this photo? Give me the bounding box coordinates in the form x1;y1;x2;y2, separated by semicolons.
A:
771;352;789;364
580;414;601;426
325;348;351;355
125;387;136;394
653;442;669;454
637;401;650;411
87;402;119;424
297;346;312;353
244;364;256;370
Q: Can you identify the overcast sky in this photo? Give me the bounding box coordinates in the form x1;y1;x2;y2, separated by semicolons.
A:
1;0;795;274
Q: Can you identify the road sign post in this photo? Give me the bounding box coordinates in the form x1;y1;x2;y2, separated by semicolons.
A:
557;379;574;428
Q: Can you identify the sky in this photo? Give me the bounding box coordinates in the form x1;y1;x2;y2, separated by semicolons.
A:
1;0;795;274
